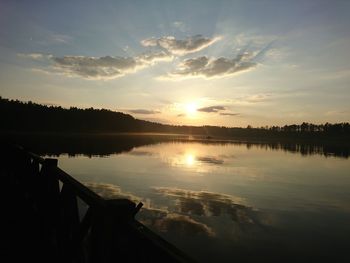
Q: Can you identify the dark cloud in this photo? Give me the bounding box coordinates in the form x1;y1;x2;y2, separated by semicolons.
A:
141;35;221;56
197;105;226;113
128;109;161;114
197;105;238;116
168;52;257;79
219;112;240;116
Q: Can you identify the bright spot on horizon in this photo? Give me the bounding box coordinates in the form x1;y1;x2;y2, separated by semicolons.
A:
185;102;197;117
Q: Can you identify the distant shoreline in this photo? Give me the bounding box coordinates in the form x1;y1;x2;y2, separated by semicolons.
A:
2;130;349;147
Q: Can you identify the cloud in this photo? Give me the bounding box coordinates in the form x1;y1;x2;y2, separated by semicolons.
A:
172;21;189;32
197;105;226;113
49;33;72;44
325;110;348;116
197;105;239;116
51;55;137;79
136;51;173;63
128;109;161;114
141;35;221;56
27;51;172;80
245;94;271;103
167;52;257;79
219;112;239;116
17;53;52;60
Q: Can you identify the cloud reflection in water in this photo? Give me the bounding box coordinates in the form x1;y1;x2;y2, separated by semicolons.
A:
84;182;215;237
84;182;269;239
153;187;257;224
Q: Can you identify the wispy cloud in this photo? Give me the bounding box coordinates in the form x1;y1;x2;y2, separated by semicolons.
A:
172;21;189;32
245;94;271;103
141;35;221;56
17;53;52;60
128;109;161;114
49;33;72;44
325;110;348;116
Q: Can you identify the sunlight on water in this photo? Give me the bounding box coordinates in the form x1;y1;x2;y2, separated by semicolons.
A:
185;153;195;166
54;140;350;262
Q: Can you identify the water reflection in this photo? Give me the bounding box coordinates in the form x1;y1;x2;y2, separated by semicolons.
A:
6;133;350;158
83;182;350;262
153;187;258;225
185;153;195;166
83;182;269;238
50;137;350;262
84;182;216;237
84;182;141;201
144;213;215;237
197;156;224;165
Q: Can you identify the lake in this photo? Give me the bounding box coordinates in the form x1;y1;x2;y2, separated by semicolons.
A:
44;136;350;262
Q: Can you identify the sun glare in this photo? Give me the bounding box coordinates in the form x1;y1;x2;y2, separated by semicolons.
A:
185;103;197;116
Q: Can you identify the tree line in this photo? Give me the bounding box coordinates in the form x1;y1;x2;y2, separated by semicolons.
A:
1;97;349;139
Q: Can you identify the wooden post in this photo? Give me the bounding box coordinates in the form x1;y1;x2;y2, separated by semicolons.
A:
40;158;60;261
59;183;80;261
90;199;136;263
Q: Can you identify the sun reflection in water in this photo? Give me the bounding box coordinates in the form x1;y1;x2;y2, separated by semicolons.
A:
185;153;195;166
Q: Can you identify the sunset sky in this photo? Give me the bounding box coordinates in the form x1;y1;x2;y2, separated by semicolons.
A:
1;0;349;127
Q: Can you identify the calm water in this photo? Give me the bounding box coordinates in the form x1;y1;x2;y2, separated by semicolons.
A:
53;139;350;262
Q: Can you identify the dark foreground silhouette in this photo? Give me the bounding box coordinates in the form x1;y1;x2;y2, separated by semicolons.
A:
0;144;193;263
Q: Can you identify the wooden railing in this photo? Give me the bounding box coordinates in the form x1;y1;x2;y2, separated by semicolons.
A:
6;144;192;263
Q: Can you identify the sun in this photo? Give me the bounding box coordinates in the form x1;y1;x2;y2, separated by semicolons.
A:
185;102;197;116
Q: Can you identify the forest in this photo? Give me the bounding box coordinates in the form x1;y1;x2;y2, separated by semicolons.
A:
1;97;349;141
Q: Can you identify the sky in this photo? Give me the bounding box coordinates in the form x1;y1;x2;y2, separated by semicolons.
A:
0;0;349;127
